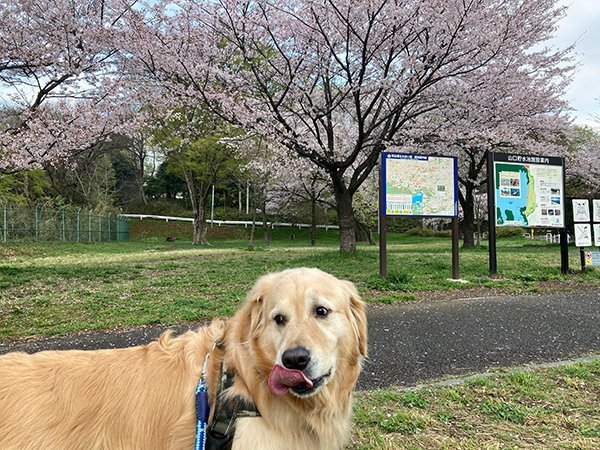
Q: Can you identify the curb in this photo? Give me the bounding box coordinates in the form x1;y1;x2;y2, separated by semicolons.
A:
392;354;600;392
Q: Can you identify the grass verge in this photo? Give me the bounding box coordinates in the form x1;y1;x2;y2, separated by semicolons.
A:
0;230;598;339
350;358;600;449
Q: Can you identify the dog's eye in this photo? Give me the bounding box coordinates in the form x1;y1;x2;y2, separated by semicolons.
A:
274;314;286;326
315;306;330;317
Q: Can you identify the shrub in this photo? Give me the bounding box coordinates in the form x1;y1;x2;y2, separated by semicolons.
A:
405;226;452;238
496;226;525;238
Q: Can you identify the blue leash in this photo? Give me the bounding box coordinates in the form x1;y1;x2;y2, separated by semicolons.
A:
195;347;213;450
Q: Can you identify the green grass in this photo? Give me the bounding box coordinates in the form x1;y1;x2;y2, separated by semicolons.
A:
349;358;600;449
0;229;598;339
1;230;598;448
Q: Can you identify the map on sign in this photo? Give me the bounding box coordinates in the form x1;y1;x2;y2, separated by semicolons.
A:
382;153;457;217
494;158;564;228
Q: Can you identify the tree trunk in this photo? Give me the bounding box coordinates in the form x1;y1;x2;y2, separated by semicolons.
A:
200;219;208;244
193;217;201;244
139;184;148;205
248;206;257;250
310;197;317;247
355;220;375;245
187;180;209;245
193;206;208;245
262;201;270;246
137;153;148;205
333;186;357;253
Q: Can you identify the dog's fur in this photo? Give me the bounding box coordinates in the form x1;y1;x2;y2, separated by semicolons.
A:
0;268;367;449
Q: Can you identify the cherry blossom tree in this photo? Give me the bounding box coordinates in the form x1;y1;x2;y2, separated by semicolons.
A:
566;125;600;196
352;172;379;245
396;48;574;246
0;0;140;172
234;137;316;246
273;163;331;246
122;130;152;205
124;0;574;252
236;138;281;247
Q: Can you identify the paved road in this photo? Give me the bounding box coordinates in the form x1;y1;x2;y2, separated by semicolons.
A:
1;290;599;390
359;289;600;389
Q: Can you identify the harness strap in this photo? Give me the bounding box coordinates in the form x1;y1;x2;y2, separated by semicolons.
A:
206;363;260;450
195;343;260;450
195;379;210;449
195;344;214;450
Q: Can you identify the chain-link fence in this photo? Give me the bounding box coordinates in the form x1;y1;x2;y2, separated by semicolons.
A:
0;204;129;243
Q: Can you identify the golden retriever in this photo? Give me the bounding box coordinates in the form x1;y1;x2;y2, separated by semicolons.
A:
0;268;368;449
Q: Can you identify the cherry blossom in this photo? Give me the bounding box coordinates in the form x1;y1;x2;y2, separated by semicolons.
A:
124;0;574;251
0;0;141;172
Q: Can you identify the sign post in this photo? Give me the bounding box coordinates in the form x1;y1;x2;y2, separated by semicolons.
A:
560;228;569;274
452;217;460;279
486;151;498;277
378;156;387;278
560;157;569;274
487;152;566;276
379;152;459;279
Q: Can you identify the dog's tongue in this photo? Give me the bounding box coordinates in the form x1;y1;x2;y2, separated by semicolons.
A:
268;364;313;395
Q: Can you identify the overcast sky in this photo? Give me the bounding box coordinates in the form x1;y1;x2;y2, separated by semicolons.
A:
551;0;600;128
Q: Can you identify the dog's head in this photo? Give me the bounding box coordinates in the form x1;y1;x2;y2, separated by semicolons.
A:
237;268;367;398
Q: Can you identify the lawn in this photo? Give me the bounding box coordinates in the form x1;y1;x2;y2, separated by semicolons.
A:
0;227;598;339
1;228;598;449
350;358;600;449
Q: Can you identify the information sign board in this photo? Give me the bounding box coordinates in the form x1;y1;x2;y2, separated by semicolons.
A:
492;153;564;228
575;223;592;247
381;152;458;217
585;251;600;266
594;200;600;223
572;199;591;222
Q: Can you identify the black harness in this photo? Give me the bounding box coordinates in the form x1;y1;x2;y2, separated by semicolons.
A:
205;363;261;450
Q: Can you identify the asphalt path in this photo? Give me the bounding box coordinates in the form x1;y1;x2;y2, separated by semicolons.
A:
359;288;600;389
1;289;599;390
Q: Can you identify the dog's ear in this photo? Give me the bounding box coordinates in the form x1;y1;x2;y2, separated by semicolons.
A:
342;280;368;358
243;273;276;339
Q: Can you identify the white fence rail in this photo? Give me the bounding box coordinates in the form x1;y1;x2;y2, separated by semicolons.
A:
118;214;339;230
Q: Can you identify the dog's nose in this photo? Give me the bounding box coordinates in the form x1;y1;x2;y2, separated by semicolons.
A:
282;347;311;371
